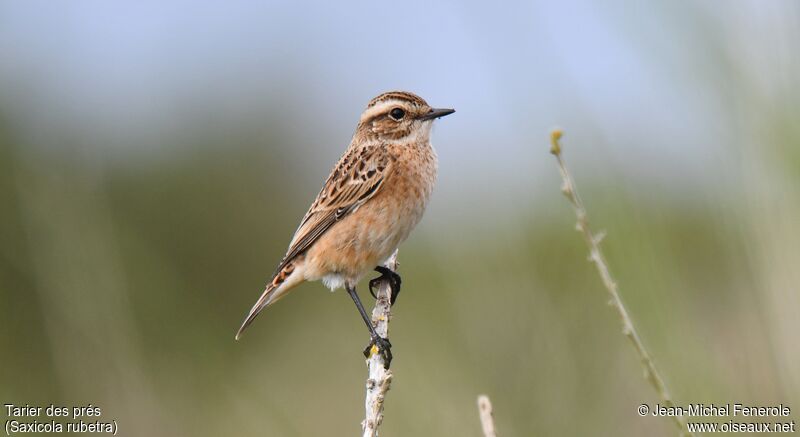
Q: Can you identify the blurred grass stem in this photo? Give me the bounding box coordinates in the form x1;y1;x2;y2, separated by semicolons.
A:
549;130;692;437
477;395;497;437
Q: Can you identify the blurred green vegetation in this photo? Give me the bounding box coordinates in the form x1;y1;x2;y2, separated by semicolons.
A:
2;97;797;436
2;4;800;433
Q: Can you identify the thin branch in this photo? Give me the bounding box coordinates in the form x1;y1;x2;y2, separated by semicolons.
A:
477;395;497;437
549;130;692;437
361;250;397;437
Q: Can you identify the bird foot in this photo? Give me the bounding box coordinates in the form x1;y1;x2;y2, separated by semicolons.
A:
363;335;393;369
368;266;402;305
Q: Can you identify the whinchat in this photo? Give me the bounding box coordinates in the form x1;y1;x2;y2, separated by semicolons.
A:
235;91;454;368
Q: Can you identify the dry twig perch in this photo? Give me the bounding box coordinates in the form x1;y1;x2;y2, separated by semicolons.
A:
361;250;397;437
549;130;692;437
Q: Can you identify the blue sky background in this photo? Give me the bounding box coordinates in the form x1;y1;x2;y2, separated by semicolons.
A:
3;0;797;224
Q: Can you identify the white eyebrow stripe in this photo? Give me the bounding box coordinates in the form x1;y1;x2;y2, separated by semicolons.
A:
360;99;405;123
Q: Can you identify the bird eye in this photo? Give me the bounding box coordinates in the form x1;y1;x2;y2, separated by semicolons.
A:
389;108;405;121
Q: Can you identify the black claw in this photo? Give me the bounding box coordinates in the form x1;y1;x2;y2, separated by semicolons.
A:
369;266;402;305
363;335;393;369
368;277;379;300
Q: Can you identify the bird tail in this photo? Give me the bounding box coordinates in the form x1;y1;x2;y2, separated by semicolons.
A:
235;261;303;340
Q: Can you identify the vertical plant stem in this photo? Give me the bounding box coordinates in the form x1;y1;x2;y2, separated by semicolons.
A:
477;395;498;437
549;129;692;437
361;250;397;437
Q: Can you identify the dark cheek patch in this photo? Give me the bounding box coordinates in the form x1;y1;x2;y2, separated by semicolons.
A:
370;117;412;140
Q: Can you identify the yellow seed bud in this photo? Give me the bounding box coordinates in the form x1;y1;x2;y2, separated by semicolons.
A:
550;128;563;155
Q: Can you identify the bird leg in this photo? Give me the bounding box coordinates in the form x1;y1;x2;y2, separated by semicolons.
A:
346;283;392;368
368;266;402;305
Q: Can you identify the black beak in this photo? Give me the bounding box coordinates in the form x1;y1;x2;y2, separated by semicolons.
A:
418;107;455;121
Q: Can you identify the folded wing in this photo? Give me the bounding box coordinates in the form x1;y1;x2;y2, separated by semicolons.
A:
235;144;394;338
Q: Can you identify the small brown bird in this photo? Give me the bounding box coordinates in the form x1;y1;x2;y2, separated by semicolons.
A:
235;91;454;367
